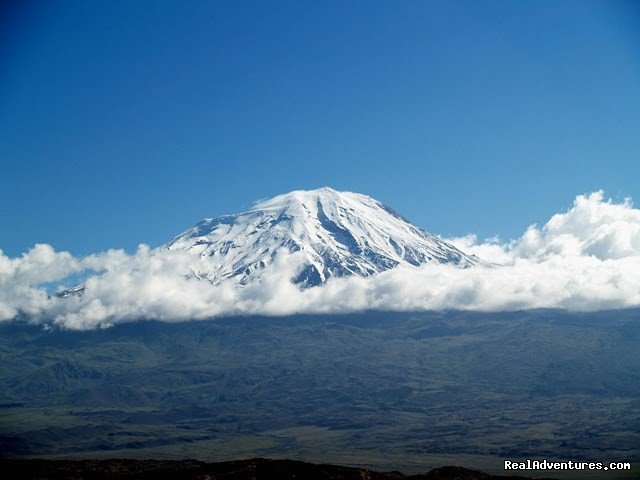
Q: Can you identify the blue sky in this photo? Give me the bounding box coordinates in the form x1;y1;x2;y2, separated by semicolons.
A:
1;0;639;256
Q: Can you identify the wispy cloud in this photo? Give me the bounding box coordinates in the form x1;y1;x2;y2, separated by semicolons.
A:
2;191;640;330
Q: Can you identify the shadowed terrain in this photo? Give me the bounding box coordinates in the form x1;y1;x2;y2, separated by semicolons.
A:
0;310;638;479
1;458;558;480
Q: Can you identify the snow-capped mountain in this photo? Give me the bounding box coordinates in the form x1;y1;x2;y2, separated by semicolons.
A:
166;187;480;286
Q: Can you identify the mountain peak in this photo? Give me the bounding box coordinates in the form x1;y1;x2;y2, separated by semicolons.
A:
253;187;360;209
167;188;480;286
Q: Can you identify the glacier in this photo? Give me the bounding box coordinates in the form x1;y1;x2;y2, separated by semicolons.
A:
166;187;481;287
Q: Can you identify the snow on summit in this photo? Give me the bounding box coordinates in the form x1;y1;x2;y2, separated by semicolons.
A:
166;187;480;286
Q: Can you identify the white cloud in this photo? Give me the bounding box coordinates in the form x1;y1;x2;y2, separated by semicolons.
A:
448;191;640;263
2;191;640;330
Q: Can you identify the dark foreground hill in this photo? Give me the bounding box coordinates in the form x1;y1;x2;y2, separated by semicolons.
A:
1;458;557;480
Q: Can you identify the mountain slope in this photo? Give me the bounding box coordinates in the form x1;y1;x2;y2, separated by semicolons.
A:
166;187;480;286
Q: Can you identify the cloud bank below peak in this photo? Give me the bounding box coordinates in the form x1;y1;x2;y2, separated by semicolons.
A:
2;190;640;330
